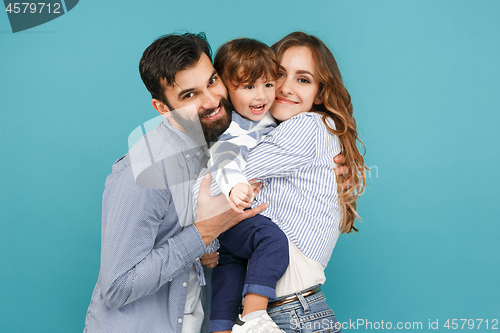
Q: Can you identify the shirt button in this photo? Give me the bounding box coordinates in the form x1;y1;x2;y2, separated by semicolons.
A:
185;154;191;159
183;282;188;287
169;279;172;282
178;318;183;324
195;257;200;261
195;151;201;156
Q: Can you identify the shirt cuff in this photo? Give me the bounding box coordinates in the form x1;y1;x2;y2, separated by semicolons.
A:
174;224;206;264
219;173;250;200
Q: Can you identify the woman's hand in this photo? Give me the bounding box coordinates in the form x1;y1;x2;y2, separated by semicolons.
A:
334;154;354;191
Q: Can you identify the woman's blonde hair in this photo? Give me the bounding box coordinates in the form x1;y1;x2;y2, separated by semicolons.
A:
272;32;367;233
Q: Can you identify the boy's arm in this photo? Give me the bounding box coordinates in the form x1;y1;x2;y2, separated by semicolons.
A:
207;113;276;200
208;139;250;199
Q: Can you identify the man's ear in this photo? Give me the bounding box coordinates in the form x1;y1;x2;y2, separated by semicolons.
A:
152;99;170;116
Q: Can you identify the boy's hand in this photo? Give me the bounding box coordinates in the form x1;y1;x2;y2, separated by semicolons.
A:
248;178;263;194
229;182;254;213
195;173;268;246
200;251;219;269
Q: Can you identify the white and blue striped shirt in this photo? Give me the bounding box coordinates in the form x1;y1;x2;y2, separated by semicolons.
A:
245;112;342;266
207;112;276;199
193;112;275;254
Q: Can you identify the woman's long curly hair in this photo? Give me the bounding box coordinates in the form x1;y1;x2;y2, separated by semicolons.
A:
272;32;367;233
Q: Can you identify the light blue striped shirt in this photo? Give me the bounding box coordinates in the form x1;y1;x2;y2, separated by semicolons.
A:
84;119;212;333
245;112;342;266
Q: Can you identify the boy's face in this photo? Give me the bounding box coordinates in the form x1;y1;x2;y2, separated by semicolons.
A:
227;76;275;121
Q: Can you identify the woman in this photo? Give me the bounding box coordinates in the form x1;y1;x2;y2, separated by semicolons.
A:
208;31;366;333
240;32;367;333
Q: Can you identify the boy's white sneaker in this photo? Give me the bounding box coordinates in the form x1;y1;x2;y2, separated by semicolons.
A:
231;310;285;333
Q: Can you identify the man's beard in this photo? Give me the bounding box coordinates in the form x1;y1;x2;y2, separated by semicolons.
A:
199;97;232;146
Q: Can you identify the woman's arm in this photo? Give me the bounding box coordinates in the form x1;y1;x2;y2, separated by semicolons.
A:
244;114;319;180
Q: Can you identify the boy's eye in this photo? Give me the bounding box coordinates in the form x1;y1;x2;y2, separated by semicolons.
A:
244;85;255;90
265;83;274;88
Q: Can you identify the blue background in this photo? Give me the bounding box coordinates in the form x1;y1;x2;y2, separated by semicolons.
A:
1;1;499;332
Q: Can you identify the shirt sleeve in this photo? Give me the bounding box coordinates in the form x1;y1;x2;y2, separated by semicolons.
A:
207;140;250;199
99;164;206;309
245;114;319;180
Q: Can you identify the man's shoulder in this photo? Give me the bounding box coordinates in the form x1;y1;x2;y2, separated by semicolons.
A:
103;119;182;190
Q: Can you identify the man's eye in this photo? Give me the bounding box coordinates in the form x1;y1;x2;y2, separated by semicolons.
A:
183;92;195;99
208;77;218;86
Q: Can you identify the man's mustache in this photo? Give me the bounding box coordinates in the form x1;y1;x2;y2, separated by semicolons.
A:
198;98;231;118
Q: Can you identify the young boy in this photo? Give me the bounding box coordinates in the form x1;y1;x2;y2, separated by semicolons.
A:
193;38;288;333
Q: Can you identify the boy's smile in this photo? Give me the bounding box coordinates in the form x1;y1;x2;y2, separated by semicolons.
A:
227;76;275;122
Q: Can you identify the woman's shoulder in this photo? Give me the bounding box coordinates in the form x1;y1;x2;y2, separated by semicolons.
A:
261;113;326;150
283;113;341;152
294;111;339;132
277;112;324;131
265;113;318;142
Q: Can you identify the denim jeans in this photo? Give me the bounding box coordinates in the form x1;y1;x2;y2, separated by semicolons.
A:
267;292;342;333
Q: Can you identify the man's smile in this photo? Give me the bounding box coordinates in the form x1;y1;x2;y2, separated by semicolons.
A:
202;106;223;120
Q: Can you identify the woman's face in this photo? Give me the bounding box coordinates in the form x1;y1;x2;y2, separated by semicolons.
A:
270;46;320;121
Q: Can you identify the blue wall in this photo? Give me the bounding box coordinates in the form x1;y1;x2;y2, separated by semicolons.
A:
1;1;499;332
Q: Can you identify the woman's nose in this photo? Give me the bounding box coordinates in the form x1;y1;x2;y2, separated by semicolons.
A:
277;78;293;95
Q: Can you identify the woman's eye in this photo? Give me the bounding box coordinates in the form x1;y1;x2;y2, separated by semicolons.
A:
299;78;310;84
277;72;285;78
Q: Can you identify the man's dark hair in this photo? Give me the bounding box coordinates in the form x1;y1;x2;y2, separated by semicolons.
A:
139;32;212;108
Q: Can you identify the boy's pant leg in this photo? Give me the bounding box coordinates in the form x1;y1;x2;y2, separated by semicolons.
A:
219;214;289;300
210;244;247;332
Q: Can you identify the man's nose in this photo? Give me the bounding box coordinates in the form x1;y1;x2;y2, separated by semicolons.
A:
201;91;219;110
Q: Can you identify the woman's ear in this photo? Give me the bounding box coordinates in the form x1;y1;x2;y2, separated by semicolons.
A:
314;93;323;105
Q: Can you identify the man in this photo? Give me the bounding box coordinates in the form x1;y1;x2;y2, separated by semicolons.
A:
84;32;349;333
83;32;266;333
